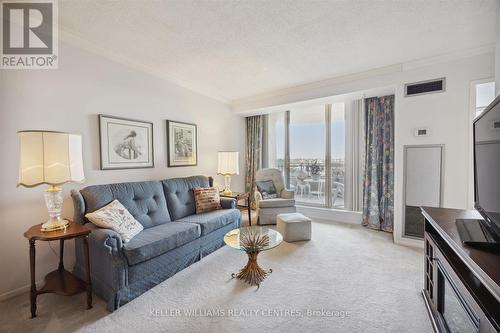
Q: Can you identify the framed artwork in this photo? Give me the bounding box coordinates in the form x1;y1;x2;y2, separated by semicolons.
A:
99;114;154;170
167;120;197;167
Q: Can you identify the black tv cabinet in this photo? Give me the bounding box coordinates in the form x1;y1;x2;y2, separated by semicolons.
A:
421;207;500;332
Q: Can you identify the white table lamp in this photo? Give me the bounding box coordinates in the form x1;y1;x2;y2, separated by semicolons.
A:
18;130;85;231
217;151;239;195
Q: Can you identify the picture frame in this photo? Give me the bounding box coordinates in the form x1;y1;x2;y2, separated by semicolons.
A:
98;114;154;170
166;120;197;167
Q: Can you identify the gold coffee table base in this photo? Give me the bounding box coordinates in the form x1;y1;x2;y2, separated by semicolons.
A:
231;251;272;287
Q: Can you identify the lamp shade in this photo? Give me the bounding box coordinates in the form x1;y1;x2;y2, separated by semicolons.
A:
18;130;85;187
217;151;239;176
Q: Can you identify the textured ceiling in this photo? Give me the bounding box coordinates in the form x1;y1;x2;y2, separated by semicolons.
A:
59;0;498;102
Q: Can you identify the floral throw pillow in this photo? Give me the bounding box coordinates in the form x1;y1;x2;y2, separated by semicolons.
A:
193;187;221;214
256;180;278;199
85;200;143;242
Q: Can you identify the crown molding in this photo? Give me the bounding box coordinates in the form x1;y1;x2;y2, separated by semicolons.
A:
229;44;495;113
58;28;230;104
229;64;402;112
401;44;495;71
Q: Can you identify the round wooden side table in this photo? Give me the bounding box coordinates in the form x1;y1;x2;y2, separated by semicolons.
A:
24;220;92;318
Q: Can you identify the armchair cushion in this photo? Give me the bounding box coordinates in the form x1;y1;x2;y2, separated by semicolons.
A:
256;180;278;199
255;168;285;195
258;198;295;208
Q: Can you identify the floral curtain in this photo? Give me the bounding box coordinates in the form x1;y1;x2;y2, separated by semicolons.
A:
245;115;264;208
362;95;394;232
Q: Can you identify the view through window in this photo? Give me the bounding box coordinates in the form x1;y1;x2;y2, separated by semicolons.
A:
290;105;326;206
267;102;350;210
475;81;496;116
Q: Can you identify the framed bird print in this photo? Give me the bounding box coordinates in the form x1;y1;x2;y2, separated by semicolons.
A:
166;120;197;167
99;114;154;170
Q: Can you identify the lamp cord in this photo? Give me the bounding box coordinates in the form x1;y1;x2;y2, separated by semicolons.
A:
48;241;59;258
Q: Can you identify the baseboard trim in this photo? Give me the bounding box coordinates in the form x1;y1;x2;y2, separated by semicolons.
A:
296;205;362;225
394;235;424;249
0;280;43;302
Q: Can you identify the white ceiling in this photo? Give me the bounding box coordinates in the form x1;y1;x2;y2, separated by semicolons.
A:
59;0;498;103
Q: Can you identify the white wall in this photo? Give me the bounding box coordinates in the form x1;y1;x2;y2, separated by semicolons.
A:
0;42;245;299
496;5;500;95
232;51;495;247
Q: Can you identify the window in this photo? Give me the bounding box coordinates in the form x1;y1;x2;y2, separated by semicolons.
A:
266;101;355;210
268;111;286;173
289;104;326;206
475;82;496;116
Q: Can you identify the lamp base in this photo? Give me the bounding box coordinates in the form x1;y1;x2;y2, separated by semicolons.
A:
221;189;233;196
41;218;69;232
42;186;67;232
221;175;233;196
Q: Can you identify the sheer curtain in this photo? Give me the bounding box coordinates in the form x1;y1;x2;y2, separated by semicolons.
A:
245;115;266;208
362;95;395;232
345;98;365;211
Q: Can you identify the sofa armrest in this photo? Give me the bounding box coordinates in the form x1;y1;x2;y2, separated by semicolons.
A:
220;197;237;209
254;190;263;208
70;189;87;225
86;223;123;254
74;223;128;293
281;189;295;199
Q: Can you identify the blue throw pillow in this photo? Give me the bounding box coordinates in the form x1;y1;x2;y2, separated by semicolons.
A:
256;180;277;199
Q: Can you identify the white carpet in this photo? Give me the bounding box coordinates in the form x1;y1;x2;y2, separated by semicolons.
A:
73;221;432;333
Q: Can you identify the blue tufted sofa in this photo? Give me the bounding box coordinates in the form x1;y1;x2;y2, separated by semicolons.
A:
70;175;240;311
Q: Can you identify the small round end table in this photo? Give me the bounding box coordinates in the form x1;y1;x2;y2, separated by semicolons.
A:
224;226;282;287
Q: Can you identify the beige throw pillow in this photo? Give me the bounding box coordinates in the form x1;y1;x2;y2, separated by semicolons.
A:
85;200;143;242
193;187;221;214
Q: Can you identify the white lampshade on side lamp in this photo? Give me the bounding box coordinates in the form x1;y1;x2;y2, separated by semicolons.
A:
217;151;239;196
18;130;85;232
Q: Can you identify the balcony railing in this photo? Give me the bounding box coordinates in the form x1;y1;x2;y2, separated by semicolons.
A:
274;158;345;209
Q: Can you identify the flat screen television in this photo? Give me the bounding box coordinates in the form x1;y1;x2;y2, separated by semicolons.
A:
459;94;500;249
474;94;500;227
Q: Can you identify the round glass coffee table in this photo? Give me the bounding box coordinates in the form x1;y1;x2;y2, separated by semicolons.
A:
224;226;283;287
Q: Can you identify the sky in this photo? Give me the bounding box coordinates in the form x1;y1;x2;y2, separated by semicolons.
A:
274;120;345;160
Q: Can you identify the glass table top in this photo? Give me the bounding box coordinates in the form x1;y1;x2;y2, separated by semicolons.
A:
224;226;283;252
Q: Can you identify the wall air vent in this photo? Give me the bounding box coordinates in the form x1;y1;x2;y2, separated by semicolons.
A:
405;78;446;97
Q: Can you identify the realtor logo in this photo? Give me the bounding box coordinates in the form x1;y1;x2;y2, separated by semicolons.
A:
1;0;58;69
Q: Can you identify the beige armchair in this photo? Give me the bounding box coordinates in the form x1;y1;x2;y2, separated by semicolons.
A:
254;168;296;225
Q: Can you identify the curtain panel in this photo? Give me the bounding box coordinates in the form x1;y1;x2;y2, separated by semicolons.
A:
362;95;395;232
245;115;264;208
345;98;365;212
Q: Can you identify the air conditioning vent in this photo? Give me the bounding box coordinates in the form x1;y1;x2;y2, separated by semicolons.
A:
405;78;446;97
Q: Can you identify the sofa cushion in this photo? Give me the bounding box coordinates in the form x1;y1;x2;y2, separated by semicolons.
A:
80;181;170;229
176;208;241;235
162;176;210;221
259;198;295;208
123;222;201;265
